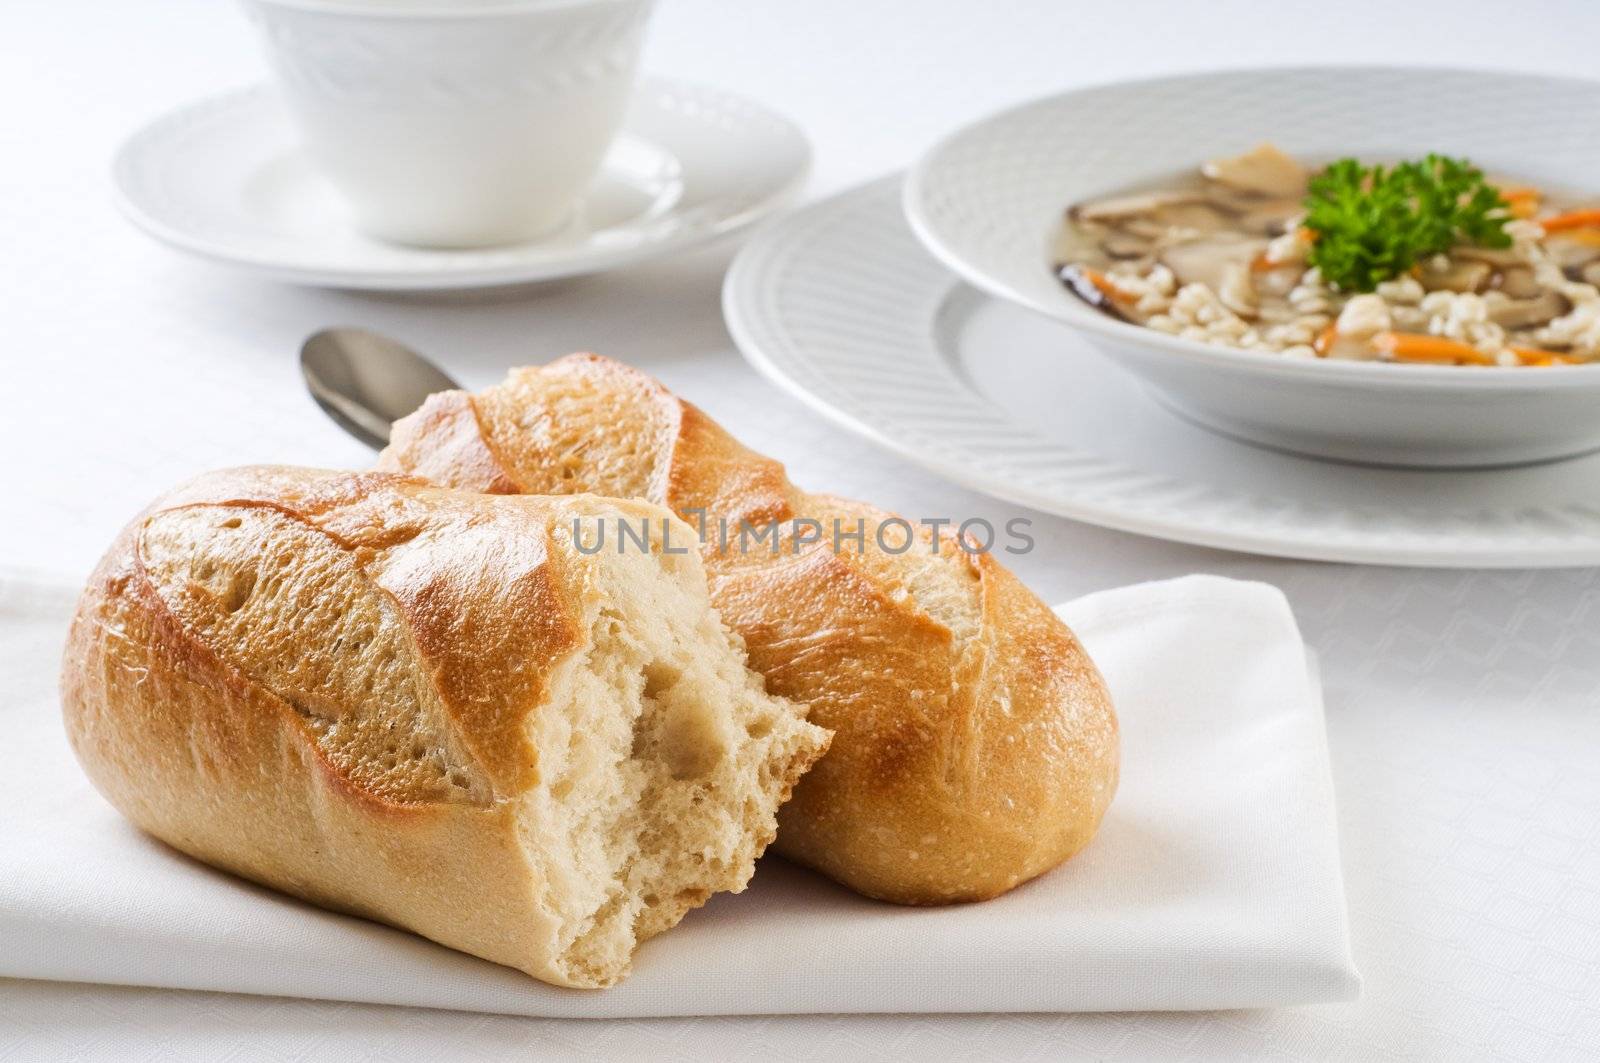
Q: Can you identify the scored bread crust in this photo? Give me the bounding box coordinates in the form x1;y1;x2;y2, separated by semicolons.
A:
378;354;1120;904
59;466;829;986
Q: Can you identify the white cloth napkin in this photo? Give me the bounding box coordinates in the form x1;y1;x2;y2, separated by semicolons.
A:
0;570;1357;1017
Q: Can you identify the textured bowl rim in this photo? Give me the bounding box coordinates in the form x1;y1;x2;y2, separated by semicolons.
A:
904;63;1600;393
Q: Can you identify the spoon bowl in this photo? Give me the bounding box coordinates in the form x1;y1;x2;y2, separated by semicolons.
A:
300;327;461;449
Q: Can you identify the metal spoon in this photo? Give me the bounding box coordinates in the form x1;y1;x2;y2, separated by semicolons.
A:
300;327;461;449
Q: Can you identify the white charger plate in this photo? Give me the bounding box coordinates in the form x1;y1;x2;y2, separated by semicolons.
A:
724;177;1600;567
113;79;808;290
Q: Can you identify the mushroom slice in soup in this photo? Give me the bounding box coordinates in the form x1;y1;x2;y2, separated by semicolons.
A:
1228;197;1305;237
1201;143;1308;199
1100;230;1155;259
1488;289;1570;329
1159;231;1268;293
1151;201;1236;232
1069;191;1206;224
1417;257;1493;294
1071;190;1236;240
1198;184;1303;233
1217;262;1259;318
1456;244;1529;268
1494;266;1544;299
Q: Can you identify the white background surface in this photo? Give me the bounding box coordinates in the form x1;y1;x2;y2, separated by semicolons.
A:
4;0;1599;1059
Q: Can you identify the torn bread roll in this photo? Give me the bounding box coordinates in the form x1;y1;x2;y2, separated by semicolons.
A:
59;466;830;987
378;354;1120;905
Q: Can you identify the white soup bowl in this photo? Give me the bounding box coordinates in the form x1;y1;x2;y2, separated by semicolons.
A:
905;67;1600;468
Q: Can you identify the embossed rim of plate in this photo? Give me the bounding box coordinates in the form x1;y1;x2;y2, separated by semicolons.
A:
112;77;809;290
904;65;1600;391
723;176;1600;568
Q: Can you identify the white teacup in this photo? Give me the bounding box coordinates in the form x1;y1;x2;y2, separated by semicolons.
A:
242;0;655;248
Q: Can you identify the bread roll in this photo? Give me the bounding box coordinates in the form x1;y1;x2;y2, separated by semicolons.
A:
378;355;1119;904
59;466;830;987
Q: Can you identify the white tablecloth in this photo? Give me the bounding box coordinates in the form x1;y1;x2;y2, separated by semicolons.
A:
4;0;1599;1058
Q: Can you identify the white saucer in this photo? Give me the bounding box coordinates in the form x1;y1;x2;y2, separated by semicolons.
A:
113;79;809;290
723;177;1600;568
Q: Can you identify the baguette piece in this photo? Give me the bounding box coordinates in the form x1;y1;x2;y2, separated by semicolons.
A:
378;355;1119;904
59;466;830;987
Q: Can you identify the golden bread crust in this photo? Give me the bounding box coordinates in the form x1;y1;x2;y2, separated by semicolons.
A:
379;355;1119;903
61;469;567;976
60;466;827;983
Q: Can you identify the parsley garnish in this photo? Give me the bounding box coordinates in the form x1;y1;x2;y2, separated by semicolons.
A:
1302;154;1512;293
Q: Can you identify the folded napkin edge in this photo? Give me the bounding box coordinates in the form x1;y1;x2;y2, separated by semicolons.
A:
1055;573;1305;644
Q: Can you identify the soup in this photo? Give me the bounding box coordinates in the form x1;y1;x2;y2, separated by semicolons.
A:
1053;144;1600;366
